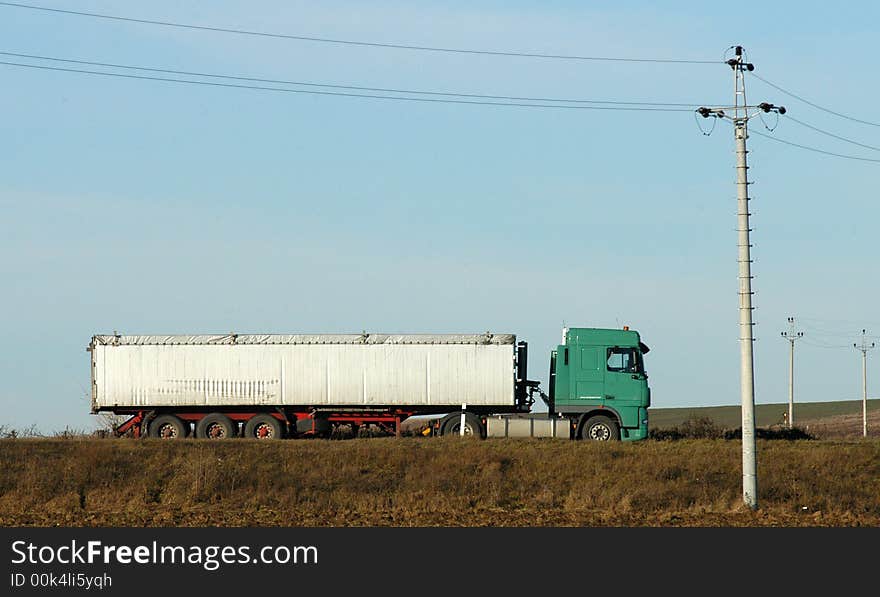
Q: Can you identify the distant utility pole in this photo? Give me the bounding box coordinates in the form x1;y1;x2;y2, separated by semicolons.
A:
780;317;803;428
697;46;785;511
854;330;875;438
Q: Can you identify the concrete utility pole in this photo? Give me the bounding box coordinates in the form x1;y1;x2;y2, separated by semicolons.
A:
697;46;785;511
854;330;874;438
780;317;803;428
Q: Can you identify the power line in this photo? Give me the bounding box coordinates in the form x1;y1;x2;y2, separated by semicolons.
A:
801;326;864;338
0;51;705;108
748;128;880;163
750;71;880;128
0;60;696;111
0;2;721;65
784;115;880;153
799;338;852;349
799;321;865;336
800;316;880;328
714;108;880;163
798;321;880;341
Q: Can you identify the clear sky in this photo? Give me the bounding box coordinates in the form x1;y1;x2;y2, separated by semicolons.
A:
2;1;879;432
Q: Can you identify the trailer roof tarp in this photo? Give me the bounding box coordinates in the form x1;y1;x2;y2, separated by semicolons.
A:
91;333;517;346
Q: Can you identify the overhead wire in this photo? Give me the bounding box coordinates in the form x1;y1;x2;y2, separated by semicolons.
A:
784;115;880;153
0;2;721;64
5;3;878;161
712;116;880;163
0;60;697;111
747;127;880;164
799;338;854;349
793;320;880;344
799;317;880;328
799;325;864;338
0;51;705;108
749;71;880;128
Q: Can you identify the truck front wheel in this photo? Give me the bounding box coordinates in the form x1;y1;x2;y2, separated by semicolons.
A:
196;413;236;439
579;415;620;441
148;415;188;439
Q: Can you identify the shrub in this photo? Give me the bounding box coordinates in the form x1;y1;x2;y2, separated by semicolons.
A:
650;416;725;440
723;425;814;440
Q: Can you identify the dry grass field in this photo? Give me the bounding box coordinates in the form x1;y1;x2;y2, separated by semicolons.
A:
1;434;878;527
648;398;880;438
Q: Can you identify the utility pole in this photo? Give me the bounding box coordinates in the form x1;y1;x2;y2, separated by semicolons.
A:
853;330;874;438
780;317;803;428
697;46;785;511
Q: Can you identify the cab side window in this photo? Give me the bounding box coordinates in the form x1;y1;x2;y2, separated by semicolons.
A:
607;347;637;372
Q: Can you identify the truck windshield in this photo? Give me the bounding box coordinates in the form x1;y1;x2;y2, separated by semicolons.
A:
606;347;643;374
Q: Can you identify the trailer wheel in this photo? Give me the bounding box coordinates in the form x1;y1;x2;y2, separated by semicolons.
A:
148;415;188;439
243;414;283;440
196;413;235;439
440;412;485;438
579;415;620;441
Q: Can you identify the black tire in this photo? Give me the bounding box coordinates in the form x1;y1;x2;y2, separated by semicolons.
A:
148;415;188;439
242;414;284;440
440;412;485;438
196;413;235;439
579;415;620;441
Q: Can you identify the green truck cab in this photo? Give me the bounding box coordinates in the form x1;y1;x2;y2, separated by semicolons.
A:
548;327;651;441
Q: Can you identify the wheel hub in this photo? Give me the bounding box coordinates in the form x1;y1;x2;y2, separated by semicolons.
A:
452;424;473;436
158;424;177;439
207;423;226;439
590;425;610;441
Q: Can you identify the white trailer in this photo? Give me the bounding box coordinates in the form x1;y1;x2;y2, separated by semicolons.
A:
89;333;533;439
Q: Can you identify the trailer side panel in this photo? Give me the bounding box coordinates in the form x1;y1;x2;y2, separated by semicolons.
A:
91;334;516;411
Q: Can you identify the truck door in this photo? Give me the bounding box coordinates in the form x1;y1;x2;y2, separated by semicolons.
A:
603;346;644;406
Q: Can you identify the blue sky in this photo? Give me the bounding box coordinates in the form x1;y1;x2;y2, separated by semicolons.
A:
2;1;879;431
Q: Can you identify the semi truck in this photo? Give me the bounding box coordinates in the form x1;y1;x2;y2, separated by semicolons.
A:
88;326;651;441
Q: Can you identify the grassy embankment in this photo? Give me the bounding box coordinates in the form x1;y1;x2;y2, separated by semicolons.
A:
1;436;878;527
